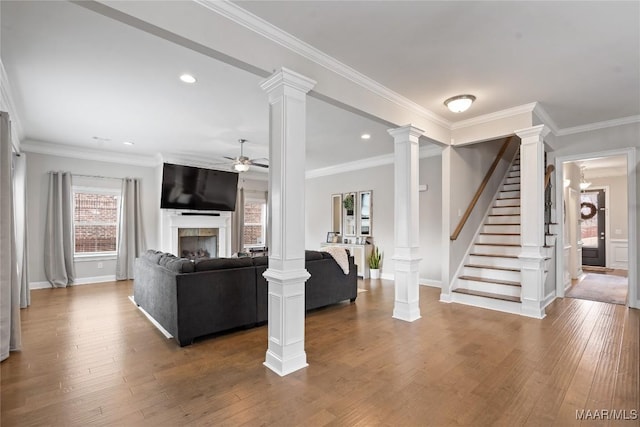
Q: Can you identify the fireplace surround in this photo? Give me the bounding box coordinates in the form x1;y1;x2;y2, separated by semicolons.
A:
160;210;231;258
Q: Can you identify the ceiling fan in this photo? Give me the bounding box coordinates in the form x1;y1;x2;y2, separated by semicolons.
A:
224;139;268;172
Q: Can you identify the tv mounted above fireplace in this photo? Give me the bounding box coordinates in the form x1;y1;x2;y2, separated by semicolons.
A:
160;163;239;211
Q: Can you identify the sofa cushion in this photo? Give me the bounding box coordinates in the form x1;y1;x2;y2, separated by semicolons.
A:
195;257;255;272
252;256;269;266
320;251;333;259
164;258;195;273
159;253;178;267
305;250;323;261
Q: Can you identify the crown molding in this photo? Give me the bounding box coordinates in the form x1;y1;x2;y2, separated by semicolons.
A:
21;140;159;167
195;0;451;129
306;144;441;179
450;102;538;131
556;115;640;137
532;103;559;135
0;60;25;151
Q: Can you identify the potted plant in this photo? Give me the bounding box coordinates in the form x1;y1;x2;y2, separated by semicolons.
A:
343;194;355;216
368;246;382;279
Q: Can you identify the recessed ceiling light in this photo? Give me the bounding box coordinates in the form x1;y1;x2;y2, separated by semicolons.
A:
92;136;111;143
361;133;371;140
123;141;134;146
180;74;196;84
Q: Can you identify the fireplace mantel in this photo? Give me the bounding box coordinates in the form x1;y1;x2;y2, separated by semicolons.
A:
160;210;232;258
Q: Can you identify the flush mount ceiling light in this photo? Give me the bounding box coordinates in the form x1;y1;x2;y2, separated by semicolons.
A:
444;94;476;113
179;74;196;84
360;133;371;140
123;141;134;146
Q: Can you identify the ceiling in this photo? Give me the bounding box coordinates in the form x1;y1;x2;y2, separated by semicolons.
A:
2;1;639;172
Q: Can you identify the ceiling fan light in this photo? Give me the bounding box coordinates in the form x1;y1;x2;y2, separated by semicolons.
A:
234;163;250;172
444;94;476;113
579;181;592;190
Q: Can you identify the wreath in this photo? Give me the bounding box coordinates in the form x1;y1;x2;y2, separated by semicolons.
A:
580;202;597;220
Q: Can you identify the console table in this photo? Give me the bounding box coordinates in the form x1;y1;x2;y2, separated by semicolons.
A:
320;242;373;279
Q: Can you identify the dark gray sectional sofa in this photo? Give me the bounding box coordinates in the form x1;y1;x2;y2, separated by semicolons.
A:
133;250;357;346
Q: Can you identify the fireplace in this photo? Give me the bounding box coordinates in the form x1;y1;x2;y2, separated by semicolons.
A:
160;210;231;258
179;228;218;259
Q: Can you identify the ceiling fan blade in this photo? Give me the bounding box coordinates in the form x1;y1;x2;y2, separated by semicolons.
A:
223;156;237;161
251;162;269;168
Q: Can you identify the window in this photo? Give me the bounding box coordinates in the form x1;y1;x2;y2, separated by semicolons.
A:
243;199;266;248
73;187;121;256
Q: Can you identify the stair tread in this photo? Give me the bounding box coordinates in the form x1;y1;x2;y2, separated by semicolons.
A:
458;275;521;287
496;197;520;200
465;264;520;272
488;214;520;216
485;223;521;226
475;243;521;247
453;288;521;303
479;232;521;235
494;204;521;208
470;253;519;259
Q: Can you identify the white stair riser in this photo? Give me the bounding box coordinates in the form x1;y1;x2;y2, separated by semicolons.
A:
468;255;522;269
483;224;520;234
486;215;520;224
491;206;520;215
502;183;521;192
477;234;521;245
473;244;521;256
456;278;521;298
450;292;522;314
505;177;520;185
462;266;521;282
494;199;520;208
508;172;521;178
499;190;520;199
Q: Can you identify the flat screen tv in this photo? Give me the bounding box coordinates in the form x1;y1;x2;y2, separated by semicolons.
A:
160;163;239;211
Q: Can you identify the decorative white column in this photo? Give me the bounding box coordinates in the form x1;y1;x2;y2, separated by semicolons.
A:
260;68;316;376
515;125;550;319
388;125;424;322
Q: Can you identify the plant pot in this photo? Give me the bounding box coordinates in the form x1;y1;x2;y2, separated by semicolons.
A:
370;269;381;279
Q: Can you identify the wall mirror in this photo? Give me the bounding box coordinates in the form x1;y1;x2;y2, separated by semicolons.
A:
358;190;372;236
343;192;357;237
331;194;342;236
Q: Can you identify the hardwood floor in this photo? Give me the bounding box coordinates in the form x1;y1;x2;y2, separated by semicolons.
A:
1;279;638;426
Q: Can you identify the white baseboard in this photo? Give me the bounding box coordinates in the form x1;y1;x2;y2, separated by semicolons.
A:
543;291;556;308
420;278;442;288
30;275;117;289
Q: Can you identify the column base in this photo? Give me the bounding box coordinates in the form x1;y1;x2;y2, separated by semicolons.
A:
264;349;308;377
392;300;422;322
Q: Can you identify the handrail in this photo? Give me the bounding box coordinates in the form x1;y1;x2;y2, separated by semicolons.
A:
544;165;555;189
450;136;514;241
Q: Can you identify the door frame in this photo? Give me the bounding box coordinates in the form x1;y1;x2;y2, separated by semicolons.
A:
554;148;637;309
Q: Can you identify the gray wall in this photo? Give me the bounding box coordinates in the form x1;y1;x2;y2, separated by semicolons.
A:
26;151;160;284
305;154;443;284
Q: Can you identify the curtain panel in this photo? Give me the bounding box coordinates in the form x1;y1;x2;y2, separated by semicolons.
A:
231;187;245;254
116;178;146;280
44;171;75;287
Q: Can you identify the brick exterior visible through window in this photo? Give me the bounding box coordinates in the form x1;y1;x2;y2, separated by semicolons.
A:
74;191;119;253
243;200;265;247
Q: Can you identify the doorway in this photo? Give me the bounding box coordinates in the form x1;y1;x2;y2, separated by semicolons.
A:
556;149;636;308
580;188;605;267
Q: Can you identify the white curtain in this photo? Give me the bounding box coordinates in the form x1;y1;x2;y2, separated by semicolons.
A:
116;178;145;280
1;111;21;361
231;187;245;254
44;171;75;287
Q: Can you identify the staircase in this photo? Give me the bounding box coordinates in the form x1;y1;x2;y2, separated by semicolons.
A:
451;151;554;315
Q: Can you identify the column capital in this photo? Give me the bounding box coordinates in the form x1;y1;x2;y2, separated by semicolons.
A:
260;67;316;95
514;124;551;142
387;124;425;142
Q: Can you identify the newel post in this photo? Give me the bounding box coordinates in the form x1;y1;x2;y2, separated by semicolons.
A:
515;125;550;318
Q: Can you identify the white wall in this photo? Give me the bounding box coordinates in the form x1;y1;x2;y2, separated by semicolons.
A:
550;122;640;307
26;151;160;285
305;154;442;284
588;175;628;240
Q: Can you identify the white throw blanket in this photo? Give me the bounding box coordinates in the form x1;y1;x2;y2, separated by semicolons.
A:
319;246;350;274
